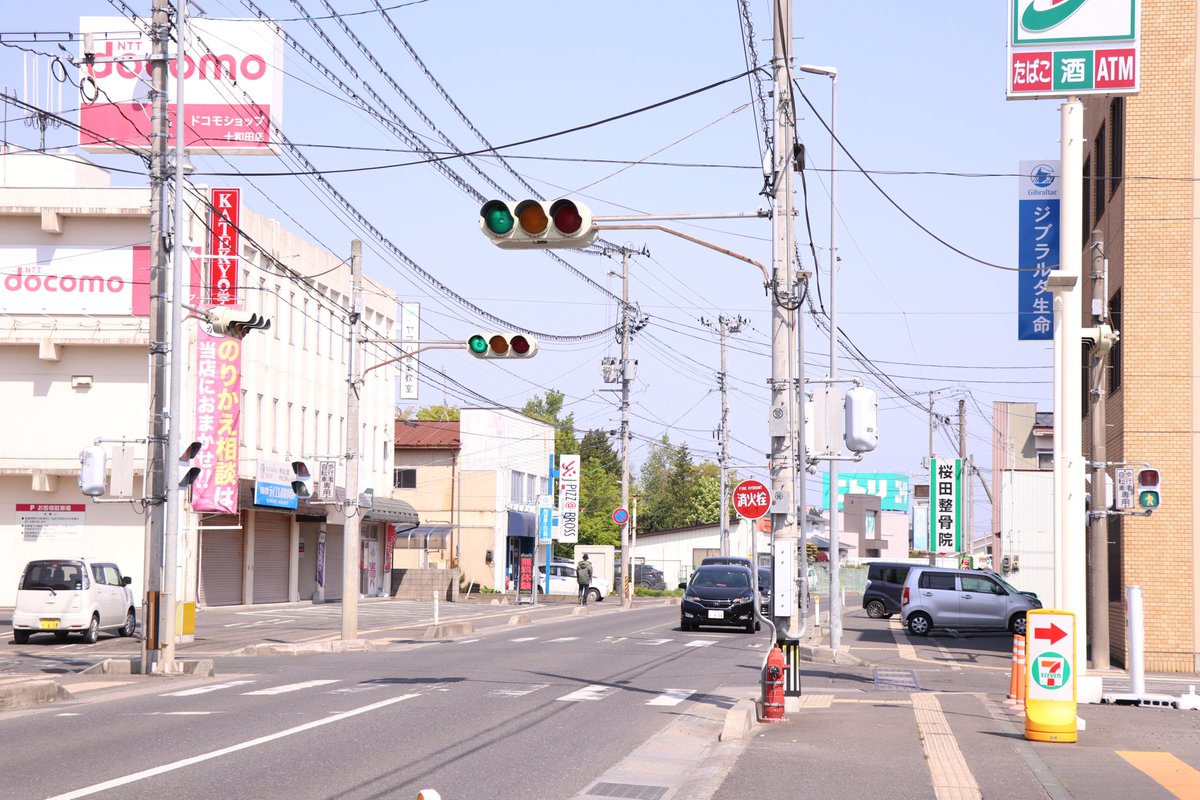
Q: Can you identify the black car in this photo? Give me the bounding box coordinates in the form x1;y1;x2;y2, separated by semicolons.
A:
862;561;915;619
634;563;667;591
680;564;759;633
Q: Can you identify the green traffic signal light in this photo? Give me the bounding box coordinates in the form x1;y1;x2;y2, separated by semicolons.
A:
467;334;489;355
480;201;514;235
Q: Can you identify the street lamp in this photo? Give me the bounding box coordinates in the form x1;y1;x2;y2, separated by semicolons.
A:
799;64;841;651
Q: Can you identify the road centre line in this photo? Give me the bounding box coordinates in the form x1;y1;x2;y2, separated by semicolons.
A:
44;692;422;800
242;679;340;695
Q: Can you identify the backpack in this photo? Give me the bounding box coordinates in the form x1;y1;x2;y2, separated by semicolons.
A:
577;560;594;584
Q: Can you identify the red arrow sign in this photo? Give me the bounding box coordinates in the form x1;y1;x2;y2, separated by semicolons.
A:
1034;622;1068;645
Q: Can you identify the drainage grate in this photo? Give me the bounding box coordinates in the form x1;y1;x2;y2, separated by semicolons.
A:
873;667;920;690
586;781;669;800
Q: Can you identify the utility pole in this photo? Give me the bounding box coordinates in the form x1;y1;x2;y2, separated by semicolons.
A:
341;240;363;641
619;247;633;607
958;398;968;560
142;0;171;675
702;314;747;557
1088;229;1110;669
927;392;936;566
768;0;800;643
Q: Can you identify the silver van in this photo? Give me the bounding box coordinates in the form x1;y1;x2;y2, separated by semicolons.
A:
900;566;1041;636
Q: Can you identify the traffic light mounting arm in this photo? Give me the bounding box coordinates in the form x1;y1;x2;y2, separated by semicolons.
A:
594;224;772;285
360;341;471;378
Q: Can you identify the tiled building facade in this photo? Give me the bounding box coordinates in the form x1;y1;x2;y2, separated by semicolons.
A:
1081;0;1198;672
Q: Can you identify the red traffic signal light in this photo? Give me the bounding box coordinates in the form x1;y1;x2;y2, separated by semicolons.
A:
1136;468;1161;509
479;198;597;249
466;333;539;359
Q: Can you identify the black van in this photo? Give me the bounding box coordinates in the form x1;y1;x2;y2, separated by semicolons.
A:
862;561;916;619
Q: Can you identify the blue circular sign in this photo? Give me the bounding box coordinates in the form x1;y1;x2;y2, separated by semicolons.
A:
612;507;629;526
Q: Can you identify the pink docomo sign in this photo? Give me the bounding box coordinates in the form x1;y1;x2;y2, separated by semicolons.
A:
192;329;242;514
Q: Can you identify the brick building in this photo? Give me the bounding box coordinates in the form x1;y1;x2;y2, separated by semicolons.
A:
1080;0;1198;672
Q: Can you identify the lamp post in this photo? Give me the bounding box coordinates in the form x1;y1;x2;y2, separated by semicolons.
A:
799;64;840;651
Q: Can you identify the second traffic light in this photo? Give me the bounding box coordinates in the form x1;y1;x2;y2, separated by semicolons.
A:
210;308;271;340
466;333;538;359
479;198;597;249
1136;467;1161;509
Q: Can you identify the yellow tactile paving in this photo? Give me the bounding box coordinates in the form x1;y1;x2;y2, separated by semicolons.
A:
1117;751;1200;799
911;692;983;800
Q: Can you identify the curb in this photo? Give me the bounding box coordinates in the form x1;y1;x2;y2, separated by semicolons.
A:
0;679;72;710
720;697;759;741
422;621;474;639
235;640;380;656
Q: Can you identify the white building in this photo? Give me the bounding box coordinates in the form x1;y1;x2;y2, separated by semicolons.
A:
0;148;415;608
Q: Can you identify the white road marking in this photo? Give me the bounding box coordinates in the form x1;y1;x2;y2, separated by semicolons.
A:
547;636;579;643
647;689;696;707
161;680;256;697
605;637;628;644
124;711;220;716
557;684;617;702
510;637;538;642
490;683;549;697
684;640;717;648
457;638;481;644
44;693;421;800
241;679;340;696
637;639;672;646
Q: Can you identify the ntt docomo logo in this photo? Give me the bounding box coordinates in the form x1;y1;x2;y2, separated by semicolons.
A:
3;267;125;295
86;40;267;82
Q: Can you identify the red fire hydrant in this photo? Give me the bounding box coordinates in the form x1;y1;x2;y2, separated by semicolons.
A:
760;644;787;722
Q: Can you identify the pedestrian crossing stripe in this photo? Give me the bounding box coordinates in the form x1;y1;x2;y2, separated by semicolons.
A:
647;689;696;706
242;679;340;696
557;684;617;702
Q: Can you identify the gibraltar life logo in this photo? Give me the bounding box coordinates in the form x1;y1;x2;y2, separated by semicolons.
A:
1021;0;1089;33
1030;163;1058;189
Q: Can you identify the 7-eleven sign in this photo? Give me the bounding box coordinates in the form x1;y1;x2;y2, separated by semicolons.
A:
1034;653;1069;689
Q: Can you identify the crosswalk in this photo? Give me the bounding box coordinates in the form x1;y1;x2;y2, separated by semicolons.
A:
145;677;700;708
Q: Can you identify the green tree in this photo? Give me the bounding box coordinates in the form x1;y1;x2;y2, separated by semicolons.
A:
416;404;460;421
522;389;578;458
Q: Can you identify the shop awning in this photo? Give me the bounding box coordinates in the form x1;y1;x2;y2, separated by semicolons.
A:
396;525;453;549
362;497;419;526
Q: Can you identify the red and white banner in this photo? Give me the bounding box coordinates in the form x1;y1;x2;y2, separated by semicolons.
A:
208;188;240;306
192;329;242;514
78;17;283;155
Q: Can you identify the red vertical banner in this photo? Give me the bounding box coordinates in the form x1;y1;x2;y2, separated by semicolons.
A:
385;525;396;572
192;329;241;513
208;188;240;306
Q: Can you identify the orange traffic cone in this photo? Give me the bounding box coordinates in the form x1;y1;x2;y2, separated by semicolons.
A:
1006;634;1026;706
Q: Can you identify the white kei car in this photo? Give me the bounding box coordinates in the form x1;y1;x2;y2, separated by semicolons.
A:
536;563;610;603
11;558;137;644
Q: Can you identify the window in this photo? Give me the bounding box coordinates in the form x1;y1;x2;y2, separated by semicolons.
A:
256;394;264;449
919;572;957;591
394;468;416;489
1094;124;1106;220
1038;452;1054;470
1082;157;1092;242
961;575;1000;594
1109;290;1122;392
272;398;279;452
1111;97;1125;194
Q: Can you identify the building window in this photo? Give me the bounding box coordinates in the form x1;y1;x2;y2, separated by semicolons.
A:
394;468;416;489
272;398;279;452
1037;452;1053;470
1082;157;1092;243
1108;290;1122;392
1111;97;1125;195
256;394;264;449
1094;124;1106;221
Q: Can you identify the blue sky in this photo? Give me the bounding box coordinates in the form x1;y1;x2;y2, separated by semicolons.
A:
1;1;1060;543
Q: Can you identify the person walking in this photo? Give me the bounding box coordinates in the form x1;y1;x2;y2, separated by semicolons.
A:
576;553;594;605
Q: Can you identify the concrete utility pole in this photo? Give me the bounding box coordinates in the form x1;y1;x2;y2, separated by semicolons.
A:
958;399;968;556
1088;229;1110;669
341;240;363;641
703;314;747;557
619;247;633;607
142;0;171;675
768;0;800;642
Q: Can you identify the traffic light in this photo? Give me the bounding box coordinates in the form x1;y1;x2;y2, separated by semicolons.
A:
291;460;312;499
209;308;271;339
178;441;202;489
78;445;107;497
479;198;597;249
466;333;538;358
1136;467;1161;509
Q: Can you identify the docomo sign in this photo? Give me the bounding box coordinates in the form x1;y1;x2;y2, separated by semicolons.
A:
78;17;284;155
732;479;771;520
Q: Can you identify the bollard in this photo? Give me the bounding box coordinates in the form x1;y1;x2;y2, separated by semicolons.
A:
1006;634;1024;704
416;791;441;800
1014;634;1026;709
433;592;439;626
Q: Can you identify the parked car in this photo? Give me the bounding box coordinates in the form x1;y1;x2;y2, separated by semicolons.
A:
700;555;755;570
756;567;773;608
862;561;917;619
536;563;610;602
680;564;759;633
11;558;137;644
633;563;667;591
900;566;1041;637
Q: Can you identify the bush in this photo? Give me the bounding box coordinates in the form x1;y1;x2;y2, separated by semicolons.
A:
635;587;682;598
